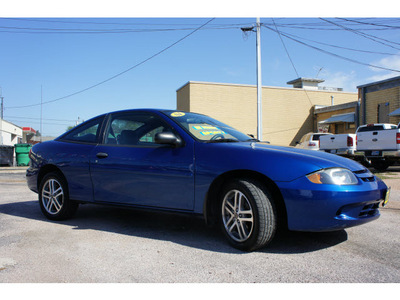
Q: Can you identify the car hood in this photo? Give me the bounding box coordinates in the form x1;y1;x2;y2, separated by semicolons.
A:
196;141;366;182
253;142;363;171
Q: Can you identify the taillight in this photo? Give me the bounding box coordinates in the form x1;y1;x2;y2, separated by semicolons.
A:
396;132;400;144
347;136;353;147
356;135;358;146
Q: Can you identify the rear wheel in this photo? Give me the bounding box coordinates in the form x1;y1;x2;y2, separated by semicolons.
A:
371;160;390;172
220;178;277;251
39;172;78;220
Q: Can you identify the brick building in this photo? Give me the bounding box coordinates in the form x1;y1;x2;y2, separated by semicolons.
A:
358;76;400;125
314;101;359;134
176;79;358;146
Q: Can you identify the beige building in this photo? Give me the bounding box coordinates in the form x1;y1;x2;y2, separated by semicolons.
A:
358;76;400;125
177;79;358;146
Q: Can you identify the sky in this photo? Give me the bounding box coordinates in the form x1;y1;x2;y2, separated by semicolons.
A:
1;1;400;137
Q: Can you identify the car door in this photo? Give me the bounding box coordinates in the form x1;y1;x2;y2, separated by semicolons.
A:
89;111;195;210
55;115;106;202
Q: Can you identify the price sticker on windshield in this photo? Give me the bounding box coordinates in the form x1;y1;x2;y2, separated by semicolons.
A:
200;130;226;136
171;112;185;117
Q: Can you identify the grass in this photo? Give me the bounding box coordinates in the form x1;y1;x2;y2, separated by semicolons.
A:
373;172;400;180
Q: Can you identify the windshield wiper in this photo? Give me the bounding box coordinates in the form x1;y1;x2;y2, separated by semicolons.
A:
206;138;239;143
245;138;260;142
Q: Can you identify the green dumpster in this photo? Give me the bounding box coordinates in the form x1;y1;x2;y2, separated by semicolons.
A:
14;144;32;166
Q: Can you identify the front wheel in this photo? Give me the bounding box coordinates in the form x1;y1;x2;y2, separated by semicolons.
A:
220;179;277;251
39;172;78;220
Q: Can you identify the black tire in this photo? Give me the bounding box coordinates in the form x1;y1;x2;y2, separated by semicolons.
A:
219;178;277;251
38;172;78;220
371;160;390;172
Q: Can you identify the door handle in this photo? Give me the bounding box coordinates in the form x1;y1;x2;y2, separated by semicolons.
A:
96;152;108;159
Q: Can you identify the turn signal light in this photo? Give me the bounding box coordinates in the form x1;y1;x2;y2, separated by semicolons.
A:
307;172;323;184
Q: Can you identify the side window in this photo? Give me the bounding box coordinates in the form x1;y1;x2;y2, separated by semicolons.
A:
60;116;104;144
139;126;164;143
105;112;175;146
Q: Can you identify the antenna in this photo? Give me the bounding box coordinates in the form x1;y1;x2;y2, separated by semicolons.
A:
316;67;324;78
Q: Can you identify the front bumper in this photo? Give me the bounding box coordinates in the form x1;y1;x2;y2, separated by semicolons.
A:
322;149;356;157
276;175;388;232
355;149;400;158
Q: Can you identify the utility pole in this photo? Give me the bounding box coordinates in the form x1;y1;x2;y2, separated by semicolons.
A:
256;18;262;141
40;86;43;143
0;95;3;120
0;87;3;120
241;18;263;141
0;87;3;145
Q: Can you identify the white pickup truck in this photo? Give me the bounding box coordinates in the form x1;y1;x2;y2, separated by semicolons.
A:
319;133;357;158
355;123;400;171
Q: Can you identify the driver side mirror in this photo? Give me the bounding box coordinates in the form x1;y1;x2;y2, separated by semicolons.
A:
155;132;183;147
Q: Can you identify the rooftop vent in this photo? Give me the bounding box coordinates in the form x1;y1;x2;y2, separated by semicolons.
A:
287;77;325;90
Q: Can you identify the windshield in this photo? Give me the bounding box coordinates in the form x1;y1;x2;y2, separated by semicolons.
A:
164;111;256;142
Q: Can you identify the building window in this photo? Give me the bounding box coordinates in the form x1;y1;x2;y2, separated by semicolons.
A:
378;102;390;123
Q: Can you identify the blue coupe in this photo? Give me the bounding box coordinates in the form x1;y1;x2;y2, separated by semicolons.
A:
26;109;389;251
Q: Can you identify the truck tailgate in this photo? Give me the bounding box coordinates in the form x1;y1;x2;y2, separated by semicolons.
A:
357;129;399;151
320;134;353;150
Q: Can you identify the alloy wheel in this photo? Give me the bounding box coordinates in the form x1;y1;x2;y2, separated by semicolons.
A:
41;178;64;215
222;189;254;242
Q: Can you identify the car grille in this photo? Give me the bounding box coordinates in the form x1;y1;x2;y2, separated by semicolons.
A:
354;169;375;182
353;169;369;174
359;202;380;217
360;177;375;182
336;200;381;220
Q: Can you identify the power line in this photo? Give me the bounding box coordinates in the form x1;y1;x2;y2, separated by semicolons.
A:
337;18;400;29
275;29;400;57
2;18;251;27
0;24;238;34
319;18;400;51
13;17;400;31
262;24;400;74
0;18;246;34
4;115;76;122
271;19;314;108
6;119;73;126
263;18;400;31
6;18;215;109
271;19;299;76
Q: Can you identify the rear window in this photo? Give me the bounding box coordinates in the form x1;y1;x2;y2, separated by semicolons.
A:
358;125;388;132
312;134;328;141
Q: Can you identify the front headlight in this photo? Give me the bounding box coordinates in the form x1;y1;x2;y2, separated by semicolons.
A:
306;168;358;185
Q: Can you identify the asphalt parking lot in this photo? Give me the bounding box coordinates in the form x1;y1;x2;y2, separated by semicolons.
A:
0;166;399;283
